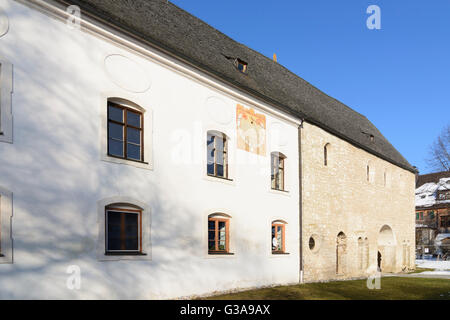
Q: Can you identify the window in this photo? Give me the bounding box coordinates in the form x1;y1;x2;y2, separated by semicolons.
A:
367;165;370;182
107;101;144;162
438;191;450;200
234;59;248;73
0;60;13;144
208;216;229;254
0;186;13;264
97;197;151;261
309;237;315;250
106;206;142;255
271;152;286;191
324;143;330;166
207;131;228;179
441;216;450;229
272;223;286;253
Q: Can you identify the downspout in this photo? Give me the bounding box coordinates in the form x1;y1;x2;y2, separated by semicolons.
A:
298;121;304;284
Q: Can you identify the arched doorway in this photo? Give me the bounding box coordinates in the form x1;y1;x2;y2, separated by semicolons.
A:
378;225;397;272
336;232;347;275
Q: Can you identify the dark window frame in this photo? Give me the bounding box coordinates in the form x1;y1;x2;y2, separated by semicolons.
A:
107;101;145;163
105;207;143;255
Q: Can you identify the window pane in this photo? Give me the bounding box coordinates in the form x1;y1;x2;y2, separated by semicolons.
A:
208;230;215;241
109;122;124;141
108;105;123;122
127;111;141;128
127;144;141;161
216;136;225;152
216;164;224;177
277;227;282;251
107;211;122;251
127;127;141;144
208;241;216;251
219;222;226;251
124;214;139;251
108;139;124;157
208;221;215;230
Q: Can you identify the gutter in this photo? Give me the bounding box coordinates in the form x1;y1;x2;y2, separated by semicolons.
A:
298;121;304;283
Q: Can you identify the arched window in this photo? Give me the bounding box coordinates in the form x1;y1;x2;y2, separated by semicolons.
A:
367;165;370;182
208;214;230;254
272;220;287;253
97;196;151;261
105;204;143;254
324;143;330;166
207;131;228;179
271;152;286;191
107;99;144;162
336;232;347;274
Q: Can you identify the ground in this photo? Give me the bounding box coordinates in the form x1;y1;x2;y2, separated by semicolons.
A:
205;277;450;300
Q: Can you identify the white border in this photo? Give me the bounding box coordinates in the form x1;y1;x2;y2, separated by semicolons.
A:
0;186;13;264
0;59;13;144
97;196;152;261
99;92;154;170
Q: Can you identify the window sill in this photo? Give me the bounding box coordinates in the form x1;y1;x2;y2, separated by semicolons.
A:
207;174;233;182
271;188;289;193
105;252;147;256
208;252;235;256
102;154;153;171
204;174;235;186
107;154;149;165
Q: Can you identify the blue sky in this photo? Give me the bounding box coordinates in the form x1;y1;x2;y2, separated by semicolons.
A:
171;0;450;174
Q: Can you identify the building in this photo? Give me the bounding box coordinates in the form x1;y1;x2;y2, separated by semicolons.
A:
415;172;450;257
0;0;416;299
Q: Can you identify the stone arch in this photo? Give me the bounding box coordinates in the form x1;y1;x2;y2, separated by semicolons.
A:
336;232;347;275
402;240;412;271
358;237;364;271
364;237;370;270
377;225;397;272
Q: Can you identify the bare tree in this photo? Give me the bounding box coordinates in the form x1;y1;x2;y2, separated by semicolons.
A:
427;124;450;172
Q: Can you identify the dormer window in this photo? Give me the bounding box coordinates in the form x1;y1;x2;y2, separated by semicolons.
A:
235;59;248;73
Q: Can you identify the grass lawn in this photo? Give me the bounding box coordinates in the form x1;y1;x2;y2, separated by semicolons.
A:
206;277;450;300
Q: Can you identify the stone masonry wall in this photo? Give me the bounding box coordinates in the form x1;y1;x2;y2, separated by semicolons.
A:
301;122;416;282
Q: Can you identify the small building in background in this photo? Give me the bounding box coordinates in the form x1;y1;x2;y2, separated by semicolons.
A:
415;172;450;259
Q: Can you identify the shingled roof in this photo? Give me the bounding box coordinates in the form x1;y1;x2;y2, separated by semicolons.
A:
60;0;415;172
417;171;450;188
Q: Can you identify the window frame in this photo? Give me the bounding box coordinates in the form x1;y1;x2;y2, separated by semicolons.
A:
271;152;286;191
207;131;229;180
105;207;143;255
272;223;286;254
0;186;13;264
208;217;230;254
0;59;13;144
107;101;145;163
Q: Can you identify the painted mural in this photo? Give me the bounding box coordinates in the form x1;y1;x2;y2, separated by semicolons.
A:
236;104;266;156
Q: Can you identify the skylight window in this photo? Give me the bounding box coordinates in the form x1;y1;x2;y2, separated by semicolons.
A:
235;59;248;73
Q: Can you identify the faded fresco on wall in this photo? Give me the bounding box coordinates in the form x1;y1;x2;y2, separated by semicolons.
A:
236;104;266;156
